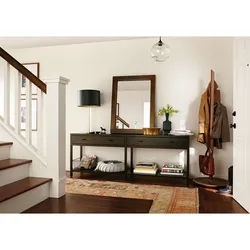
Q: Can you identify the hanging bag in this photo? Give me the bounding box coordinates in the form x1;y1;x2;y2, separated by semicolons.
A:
199;147;215;177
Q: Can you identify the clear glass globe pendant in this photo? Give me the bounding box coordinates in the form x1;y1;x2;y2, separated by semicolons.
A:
151;37;170;62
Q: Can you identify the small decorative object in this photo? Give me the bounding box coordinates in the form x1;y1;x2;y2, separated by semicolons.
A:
100;127;106;134
72;155;98;170
95;160;125;172
157;104;179;135
151;37;170;62
143;127;160;135
80;155;98;169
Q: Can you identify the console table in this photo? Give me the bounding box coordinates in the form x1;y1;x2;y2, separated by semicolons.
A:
70;133;190;186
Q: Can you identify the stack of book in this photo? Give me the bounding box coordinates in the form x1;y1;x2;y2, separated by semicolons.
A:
160;164;184;176
133;162;158;175
170;129;194;136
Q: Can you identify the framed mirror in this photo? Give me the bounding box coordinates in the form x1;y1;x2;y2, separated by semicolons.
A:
110;75;156;134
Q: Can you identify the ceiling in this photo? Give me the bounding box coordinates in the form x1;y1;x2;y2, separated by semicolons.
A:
0;36;149;50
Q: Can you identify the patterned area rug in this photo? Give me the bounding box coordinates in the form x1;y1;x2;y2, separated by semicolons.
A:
66;178;199;213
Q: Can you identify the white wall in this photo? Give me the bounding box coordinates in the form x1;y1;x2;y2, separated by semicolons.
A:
0;58;4;117
7;37;233;179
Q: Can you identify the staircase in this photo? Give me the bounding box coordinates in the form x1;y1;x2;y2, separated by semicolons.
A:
0;47;69;212
0;141;52;213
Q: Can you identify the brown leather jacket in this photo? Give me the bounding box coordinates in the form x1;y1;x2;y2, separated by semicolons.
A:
197;89;210;145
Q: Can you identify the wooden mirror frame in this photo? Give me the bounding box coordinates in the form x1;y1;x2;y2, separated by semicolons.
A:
110;75;156;134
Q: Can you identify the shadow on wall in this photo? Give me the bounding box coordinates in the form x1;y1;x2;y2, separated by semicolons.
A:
186;79;206;178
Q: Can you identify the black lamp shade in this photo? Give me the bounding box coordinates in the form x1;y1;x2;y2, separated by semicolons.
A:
77;90;100;107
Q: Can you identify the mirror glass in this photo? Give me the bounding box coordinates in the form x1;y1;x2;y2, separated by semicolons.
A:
110;75;155;134
116;80;150;129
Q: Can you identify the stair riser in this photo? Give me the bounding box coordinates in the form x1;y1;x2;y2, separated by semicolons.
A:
0;183;50;213
0;145;10;160
0;164;29;187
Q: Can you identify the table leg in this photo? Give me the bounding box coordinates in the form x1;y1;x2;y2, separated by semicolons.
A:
130;147;134;181
124;146;127;180
70;145;73;178
80;145;83;160
187;148;190;187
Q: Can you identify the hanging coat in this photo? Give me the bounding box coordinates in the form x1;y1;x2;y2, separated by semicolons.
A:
213;102;230;148
197;87;210;146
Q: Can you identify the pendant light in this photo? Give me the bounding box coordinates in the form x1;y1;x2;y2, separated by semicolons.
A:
151;37;170;62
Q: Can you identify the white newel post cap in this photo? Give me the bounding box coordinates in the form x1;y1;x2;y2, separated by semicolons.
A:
43;76;70;85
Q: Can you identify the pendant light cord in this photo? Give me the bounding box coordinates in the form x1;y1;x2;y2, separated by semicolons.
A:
158;36;163;46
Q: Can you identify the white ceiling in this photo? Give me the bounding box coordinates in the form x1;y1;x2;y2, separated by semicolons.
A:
0;36;149;50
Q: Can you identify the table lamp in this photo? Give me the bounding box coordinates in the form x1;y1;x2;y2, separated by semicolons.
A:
77;89;101;133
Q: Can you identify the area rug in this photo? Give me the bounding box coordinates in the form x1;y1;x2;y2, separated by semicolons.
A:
66;178;199;213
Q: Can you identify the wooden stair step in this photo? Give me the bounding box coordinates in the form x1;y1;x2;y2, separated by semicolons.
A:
0;177;52;203
0;159;32;171
0;142;13;147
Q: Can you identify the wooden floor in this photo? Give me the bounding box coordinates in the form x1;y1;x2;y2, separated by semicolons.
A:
23;172;248;213
23;193;153;213
198;188;247;213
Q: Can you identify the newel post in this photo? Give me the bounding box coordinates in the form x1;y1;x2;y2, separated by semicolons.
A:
44;76;70;198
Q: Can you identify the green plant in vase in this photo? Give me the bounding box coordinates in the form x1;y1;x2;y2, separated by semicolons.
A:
157;104;179;135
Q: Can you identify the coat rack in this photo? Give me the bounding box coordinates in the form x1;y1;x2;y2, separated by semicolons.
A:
193;70;228;188
208;70;220;152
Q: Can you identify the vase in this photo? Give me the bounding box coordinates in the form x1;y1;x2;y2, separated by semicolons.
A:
163;113;171;135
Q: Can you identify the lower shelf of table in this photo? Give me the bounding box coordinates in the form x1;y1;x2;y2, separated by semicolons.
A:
71;169;126;175
128;171;187;179
71;169;188;179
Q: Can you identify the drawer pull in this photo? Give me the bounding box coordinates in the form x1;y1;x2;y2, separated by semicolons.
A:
169;141;175;144
138;140;144;143
82;139;87;141
108;139;114;142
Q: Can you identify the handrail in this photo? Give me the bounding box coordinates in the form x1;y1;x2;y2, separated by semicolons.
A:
116;115;130;128
0;47;47;93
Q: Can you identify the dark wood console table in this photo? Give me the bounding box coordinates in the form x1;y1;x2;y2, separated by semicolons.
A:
70;133;190;186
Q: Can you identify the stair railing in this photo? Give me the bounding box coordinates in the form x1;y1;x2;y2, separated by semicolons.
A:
0;47;47;159
0;47;69;198
116;115;130;128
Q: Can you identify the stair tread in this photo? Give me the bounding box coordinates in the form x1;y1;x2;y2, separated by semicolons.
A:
0;159;32;171
0;141;13;147
0;177;52;203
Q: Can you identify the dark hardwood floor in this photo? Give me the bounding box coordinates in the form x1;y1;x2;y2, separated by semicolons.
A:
198;188;247;213
23;172;248;213
23;193;153;213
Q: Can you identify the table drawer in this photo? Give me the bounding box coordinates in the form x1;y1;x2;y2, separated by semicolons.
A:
127;136;188;149
71;135;125;146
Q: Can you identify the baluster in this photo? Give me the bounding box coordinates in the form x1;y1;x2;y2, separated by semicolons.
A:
37;89;44;156
15;72;21;134
4;62;10;125
25;79;32;144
